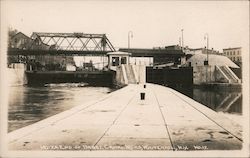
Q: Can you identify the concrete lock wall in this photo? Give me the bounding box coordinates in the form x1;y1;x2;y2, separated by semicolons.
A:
214;66;229;83
146;67;193;87
8;63;27;86
115;64;146;86
115;65;126;86
193;66;216;85
133;65;146;84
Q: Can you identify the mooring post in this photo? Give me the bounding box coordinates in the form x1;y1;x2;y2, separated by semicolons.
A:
140;92;145;100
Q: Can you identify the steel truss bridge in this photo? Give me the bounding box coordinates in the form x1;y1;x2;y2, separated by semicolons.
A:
8;32;116;56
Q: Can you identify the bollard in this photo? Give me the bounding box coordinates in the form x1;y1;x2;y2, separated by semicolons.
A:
140;92;145;100
144;84;146;88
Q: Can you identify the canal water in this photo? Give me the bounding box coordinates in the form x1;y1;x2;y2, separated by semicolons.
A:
172;86;243;125
174;87;242;115
8;84;114;132
8;84;242;132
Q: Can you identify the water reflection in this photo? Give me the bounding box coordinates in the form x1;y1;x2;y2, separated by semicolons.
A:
8;84;113;132
174;86;242;114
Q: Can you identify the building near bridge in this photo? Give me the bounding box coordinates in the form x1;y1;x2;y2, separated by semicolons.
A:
8;32;75;71
223;47;242;67
119;47;185;66
188;48;221;55
9;32;50;50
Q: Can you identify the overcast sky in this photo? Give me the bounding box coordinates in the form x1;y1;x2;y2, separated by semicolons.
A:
1;1;249;52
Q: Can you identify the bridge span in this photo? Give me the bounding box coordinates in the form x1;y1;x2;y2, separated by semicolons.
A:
8;49;111;56
8;32;116;56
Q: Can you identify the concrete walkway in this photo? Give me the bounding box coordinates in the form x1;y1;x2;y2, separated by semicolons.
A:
8;84;242;150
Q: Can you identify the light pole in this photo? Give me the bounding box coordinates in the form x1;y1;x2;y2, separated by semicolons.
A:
128;31;133;50
204;33;209;83
204;33;209;64
181;29;184;50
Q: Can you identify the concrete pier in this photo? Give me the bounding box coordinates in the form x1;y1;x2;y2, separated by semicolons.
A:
8;84;242;150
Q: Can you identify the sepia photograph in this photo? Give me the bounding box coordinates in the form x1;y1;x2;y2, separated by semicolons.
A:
0;0;249;157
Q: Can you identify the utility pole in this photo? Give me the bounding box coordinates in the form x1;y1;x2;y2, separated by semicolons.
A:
204;33;209;83
204;33;209;64
128;31;133;50
181;29;184;50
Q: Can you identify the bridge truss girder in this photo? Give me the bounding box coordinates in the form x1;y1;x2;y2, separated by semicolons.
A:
8;49;110;56
29;32;116;52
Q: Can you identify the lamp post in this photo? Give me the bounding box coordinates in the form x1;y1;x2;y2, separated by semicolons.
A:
204;33;209;83
181;29;184;50
128;31;133;50
204;33;209;64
